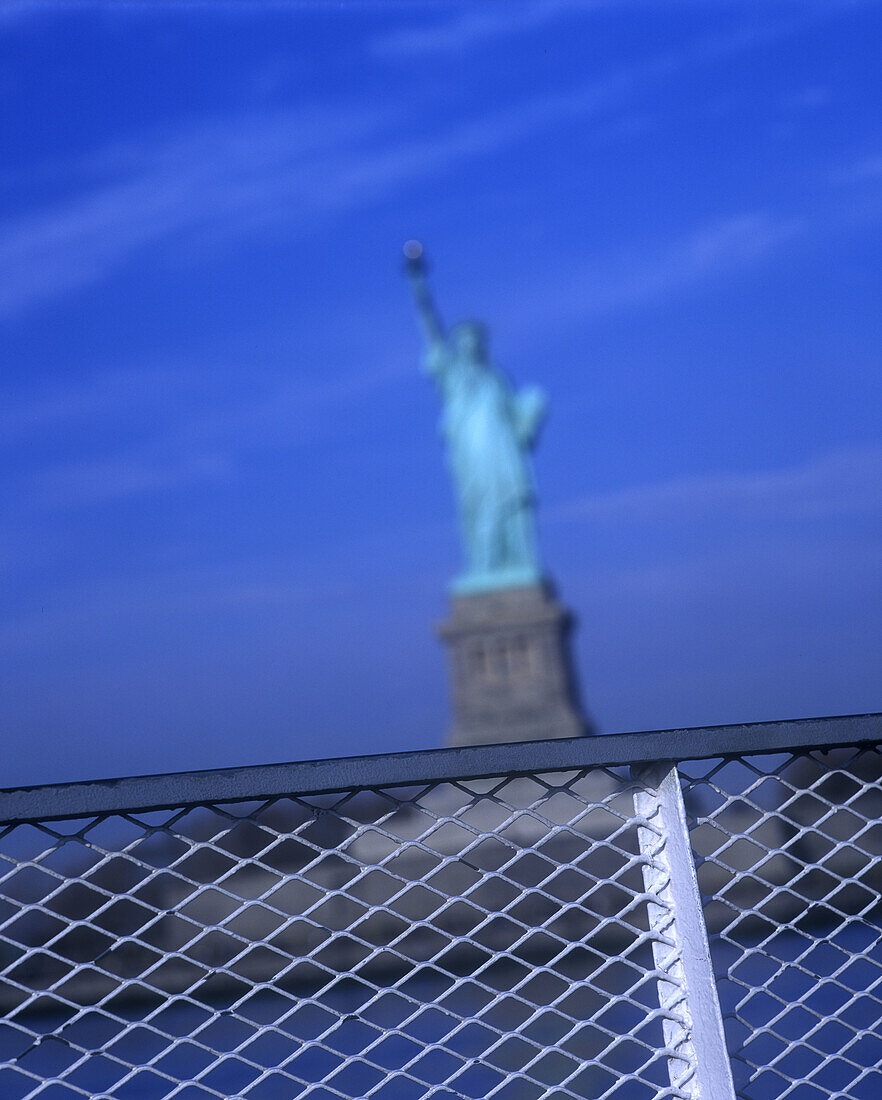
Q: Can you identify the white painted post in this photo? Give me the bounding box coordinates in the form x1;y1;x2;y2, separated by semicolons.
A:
633;763;737;1100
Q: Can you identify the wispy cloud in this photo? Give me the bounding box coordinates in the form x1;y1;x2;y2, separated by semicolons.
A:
553;444;882;525
372;0;596;57
5;355;409;513
163;360;411;453
836;152;882;184
0;365;201;447
29;450;232;510
1;13;820;321
780;86;831;111
0;567;332;657
373;2;832;59
0;103;392;318
501;211;799;335
0;2;51;26
589;211;798;309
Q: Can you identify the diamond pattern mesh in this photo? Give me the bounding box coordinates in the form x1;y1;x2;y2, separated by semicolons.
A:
682;743;882;1100
0;767;685;1099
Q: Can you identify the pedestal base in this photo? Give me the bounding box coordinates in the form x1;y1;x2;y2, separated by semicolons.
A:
438;583;588;748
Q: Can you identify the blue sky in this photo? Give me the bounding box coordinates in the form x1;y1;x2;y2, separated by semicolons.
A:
2;1;880;786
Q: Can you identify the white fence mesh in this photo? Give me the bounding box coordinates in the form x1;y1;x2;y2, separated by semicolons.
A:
0;721;879;1099
682;743;882;1100
1;769;688;1099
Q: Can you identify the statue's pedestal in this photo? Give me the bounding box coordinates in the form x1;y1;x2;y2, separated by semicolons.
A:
438;583;588;747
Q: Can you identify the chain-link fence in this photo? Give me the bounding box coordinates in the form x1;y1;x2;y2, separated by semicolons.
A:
0;714;879;1099
681;738;882;1100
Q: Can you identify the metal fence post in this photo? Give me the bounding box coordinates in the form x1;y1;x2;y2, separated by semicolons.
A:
633;763;736;1100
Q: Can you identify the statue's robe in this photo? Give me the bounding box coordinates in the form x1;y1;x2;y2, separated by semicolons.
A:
425;342;544;575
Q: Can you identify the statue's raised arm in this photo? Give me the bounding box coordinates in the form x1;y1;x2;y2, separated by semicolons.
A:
402;246;545;594
403;241;444;347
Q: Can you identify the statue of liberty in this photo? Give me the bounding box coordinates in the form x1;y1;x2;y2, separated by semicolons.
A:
404;242;547;594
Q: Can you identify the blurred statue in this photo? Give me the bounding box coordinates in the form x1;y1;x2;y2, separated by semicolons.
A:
404;242;546;593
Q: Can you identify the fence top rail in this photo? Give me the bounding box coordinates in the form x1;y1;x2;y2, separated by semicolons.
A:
1;712;879;825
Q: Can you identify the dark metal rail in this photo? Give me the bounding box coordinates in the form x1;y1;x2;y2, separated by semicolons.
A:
1;711;878;824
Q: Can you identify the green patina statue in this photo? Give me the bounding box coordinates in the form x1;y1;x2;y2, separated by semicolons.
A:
404;242;547;594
